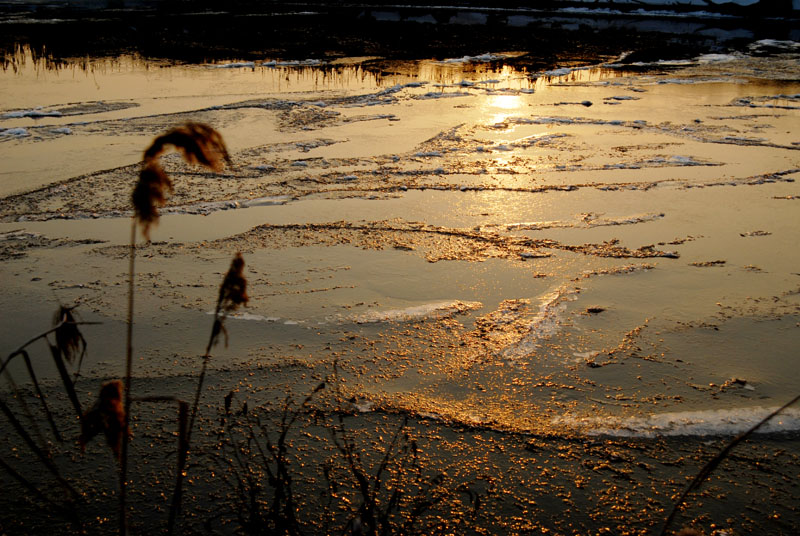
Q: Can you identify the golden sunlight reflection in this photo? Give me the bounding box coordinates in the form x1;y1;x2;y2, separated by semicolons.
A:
481;93;527;126
487;94;524;110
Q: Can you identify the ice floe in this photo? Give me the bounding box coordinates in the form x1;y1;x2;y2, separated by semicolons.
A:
415;91;471;100
497;288;578;360
501;212;665;232
226;312;281;323
208;59;326;69
553;406;800;438
0;127;30;138
748;39;800;52
349;300;482;324
696;53;741;63
2;108;62;118
206;61;256;69
0;230;43;241
436;53;511;64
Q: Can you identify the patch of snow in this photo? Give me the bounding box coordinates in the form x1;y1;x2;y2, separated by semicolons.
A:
3;108;62;118
0;127;30;137
436;53;510;65
206;61;255;69
553;406;800;438
350;300;483;324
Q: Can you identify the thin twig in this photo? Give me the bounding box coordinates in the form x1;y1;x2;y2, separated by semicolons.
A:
0;320;101;377
2;362;48;446
0;396;80;500
47;341;82;417
120;219;137;536
0;455;80;526
660;393;800;535
18;349;62;441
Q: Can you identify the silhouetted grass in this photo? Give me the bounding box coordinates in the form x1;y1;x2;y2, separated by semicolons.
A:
123;121;233;535
0;122;236;535
660;393;800;536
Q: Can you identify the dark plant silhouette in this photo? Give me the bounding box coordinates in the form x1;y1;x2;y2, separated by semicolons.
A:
132;122;231;240
211;385;323;535
660;393;800;535
170;251;249;532
79;380;128;459
208;363;488;536
0;308;98;520
122;122;232;535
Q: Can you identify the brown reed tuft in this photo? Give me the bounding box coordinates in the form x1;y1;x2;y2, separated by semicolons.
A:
210;252;249;349
52;305;84;364
132;123;230;240
143;122;231;171
80;380;128;459
132;163;174;240
217;252;249;314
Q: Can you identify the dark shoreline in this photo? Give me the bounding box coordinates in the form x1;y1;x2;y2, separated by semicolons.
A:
1;2;798;67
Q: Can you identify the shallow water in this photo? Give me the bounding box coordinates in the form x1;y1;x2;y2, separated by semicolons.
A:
1;42;800;533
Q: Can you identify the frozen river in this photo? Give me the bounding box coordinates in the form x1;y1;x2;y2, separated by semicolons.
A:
1;38;799;534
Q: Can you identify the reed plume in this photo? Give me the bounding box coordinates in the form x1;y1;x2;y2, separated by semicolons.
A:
53;305;85;365
124;123;230;535
80;380;128;459
210;252;249;348
132;122;231;240
131;163;173;240
170;252;248;533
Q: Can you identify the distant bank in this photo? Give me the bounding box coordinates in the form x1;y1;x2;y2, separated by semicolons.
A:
1;0;797;15
1;0;797;63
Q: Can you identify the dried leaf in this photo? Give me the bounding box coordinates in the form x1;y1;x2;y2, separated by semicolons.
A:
132;163;173;240
133;123;229;240
217;252;249;314
53;305;84;365
80;380;128;459
143;122;230;171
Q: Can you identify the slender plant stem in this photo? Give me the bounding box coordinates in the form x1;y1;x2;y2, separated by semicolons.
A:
660;393;800;535
0;455;80;525
0;321;101;378
168;331;215;534
119;219;137;536
187;341;215;445
20;349;62;441
0;396;80;499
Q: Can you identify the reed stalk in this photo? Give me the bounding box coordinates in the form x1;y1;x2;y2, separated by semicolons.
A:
126;123;231;534
170;252;248;533
119;219;137;535
660;393;800;535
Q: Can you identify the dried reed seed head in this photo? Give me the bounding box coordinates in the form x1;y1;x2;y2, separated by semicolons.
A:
79;380;128;459
132;162;174;240
53;305;83;364
217;252;249;313
143;122;231;172
134;123;229;239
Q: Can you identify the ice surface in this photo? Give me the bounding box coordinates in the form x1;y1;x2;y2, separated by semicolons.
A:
0;127;30;137
2;108;62;118
554;407;800;437
349;300;483;324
